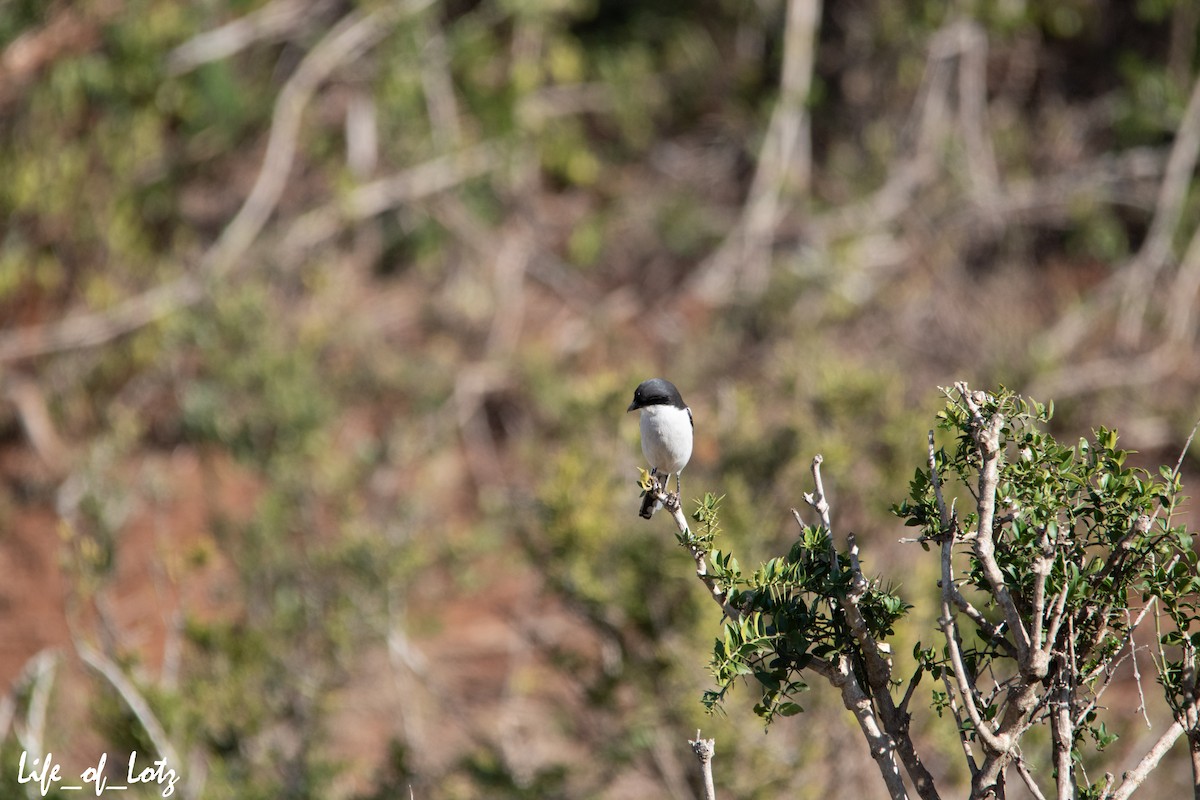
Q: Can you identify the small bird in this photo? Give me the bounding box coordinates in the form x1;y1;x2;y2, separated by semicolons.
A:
627;378;693;519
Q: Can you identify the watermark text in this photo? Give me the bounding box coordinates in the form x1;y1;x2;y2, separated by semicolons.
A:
17;751;180;797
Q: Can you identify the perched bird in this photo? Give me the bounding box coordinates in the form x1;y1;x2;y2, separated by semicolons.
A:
627;378;693;519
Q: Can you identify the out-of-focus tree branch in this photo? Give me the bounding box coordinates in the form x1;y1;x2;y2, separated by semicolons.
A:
1116;71;1200;345
0;0;433;365
689;0;821;301
75;640;192;797
165;0;337;75
1042;69;1200;360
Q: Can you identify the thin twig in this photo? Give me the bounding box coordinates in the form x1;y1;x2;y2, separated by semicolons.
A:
656;489;743;621
207;2;432;283
939;520;1008;756
803;454;837;573
1014;755;1049;800
3;373;70;473
939;670;978;773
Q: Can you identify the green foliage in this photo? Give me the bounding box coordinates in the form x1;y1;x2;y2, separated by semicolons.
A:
893;388;1195;771
699;497;911;724
691;385;1197;797
178;287;333;467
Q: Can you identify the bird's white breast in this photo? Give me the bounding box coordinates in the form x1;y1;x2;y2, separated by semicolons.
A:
639;404;693;474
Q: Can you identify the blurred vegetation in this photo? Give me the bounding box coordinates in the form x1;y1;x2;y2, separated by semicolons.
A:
0;0;1198;798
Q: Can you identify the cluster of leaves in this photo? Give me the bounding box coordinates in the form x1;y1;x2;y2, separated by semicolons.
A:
699;495;911;724
896;388;1195;772
693;385;1198;798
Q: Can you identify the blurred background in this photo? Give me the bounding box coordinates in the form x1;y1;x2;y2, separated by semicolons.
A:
1;0;1199;797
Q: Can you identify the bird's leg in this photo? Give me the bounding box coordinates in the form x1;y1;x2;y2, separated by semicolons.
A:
665;472;682;511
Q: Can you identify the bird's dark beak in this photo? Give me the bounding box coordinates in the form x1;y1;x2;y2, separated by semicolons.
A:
626;401;638;412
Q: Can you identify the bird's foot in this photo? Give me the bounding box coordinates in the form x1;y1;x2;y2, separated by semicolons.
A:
664;492;682;512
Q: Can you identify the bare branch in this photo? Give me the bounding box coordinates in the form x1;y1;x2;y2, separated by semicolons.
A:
345;87;378;179
939;529;1009;756
688;731;717;800
1166;418;1200;494
841;532;894;693
1107;718;1187;800
1041;71;1200;358
803;457;907;693
939;670;979;774
803;454;838;572
0;278;206;364
927;430;950;532
948;587;1010;651
1076;604;1156;734
807;18;961;246
817;654;911;799
1029;527;1053;652
957;384;1037;672
807;450;941;800
1014;756;1049;800
1051;680;1074;800
929;430;1015;656
935;403;1014;769
207;1;432;282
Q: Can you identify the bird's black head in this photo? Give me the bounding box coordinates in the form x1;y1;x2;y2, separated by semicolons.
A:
627;378;685;412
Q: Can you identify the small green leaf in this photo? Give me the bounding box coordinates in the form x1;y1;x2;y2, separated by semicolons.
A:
777;702;803;717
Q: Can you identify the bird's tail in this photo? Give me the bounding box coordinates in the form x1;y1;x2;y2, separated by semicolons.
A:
639;490;658;519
